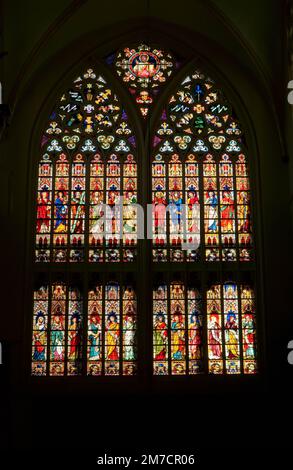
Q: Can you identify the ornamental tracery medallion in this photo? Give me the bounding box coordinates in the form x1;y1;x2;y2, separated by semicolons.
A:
107;44;176;117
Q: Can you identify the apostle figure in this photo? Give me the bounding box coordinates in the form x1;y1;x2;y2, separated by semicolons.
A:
171;311;185;360
154;313;168;360
37;191;51;233
169;191;182;234
153;191;167;234
220;190;235;232
187;190;200;231
242;312;256;358
189;312;202;359
123;315;136;361
90;191;104;234
71;191;85;234
107;191;120;235
50;305;65;361
88;311;102;360
206;191;218;232
54;191;68;232
225;311;239;359
32;312;46;361
106;312;119;360
208;313;222;359
68;312;82;360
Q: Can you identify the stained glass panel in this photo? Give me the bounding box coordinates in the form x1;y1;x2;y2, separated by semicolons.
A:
207;283;258;375
153;282;257;375
69;155;86;262
152;70;254;262
35;155;52;262
31;286;49;376
153;282;203;375
35;68;137;263
88;282;137;376
152;153;201;262
32;282;137;376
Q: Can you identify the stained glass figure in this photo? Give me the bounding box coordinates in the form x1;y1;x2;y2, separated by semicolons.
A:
241;286;257;373
50;283;66;375
105;282;120;375
31;286;49;376
87;284;103;375
67;287;83;375
170;282;186;375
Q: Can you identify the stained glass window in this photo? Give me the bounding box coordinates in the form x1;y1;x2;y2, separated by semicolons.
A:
32;283;83;376
32;282;137;376
35;68;138;263
33;56;259;379
153;282;203;375
152;71;253;262
153;282;257;375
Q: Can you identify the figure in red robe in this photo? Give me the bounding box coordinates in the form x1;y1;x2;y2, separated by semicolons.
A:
37;191;51;233
153;191;167;234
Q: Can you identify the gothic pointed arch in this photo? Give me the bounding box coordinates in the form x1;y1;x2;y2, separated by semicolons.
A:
35;67;138;264
32;66;139;376
150;68;257;375
31;48;258;378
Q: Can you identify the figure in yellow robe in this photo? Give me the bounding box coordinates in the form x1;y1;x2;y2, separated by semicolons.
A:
225;313;239;359
106;314;119;360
